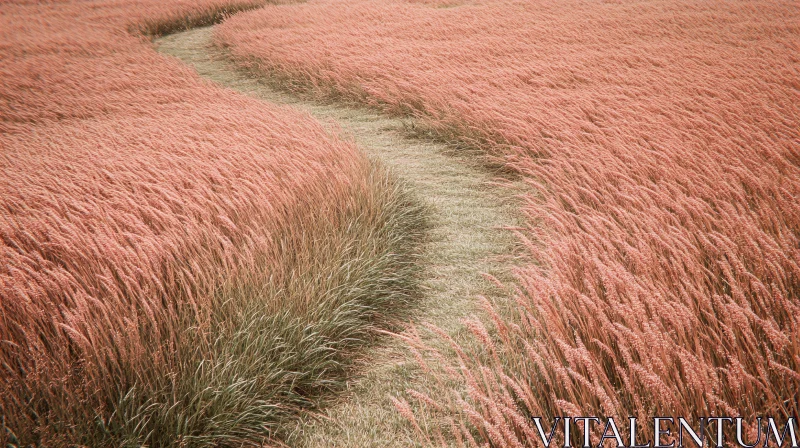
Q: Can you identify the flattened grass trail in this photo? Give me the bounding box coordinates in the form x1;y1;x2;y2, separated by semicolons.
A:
156;27;524;447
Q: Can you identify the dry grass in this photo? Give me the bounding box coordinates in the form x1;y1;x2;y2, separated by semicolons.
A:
218;0;800;444
1;1;426;446
157;25;527;447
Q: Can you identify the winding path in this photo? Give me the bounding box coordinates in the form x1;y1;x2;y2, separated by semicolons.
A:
156;27;523;447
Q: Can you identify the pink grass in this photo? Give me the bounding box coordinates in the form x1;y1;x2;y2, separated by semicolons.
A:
218;0;800;442
1;0;400;444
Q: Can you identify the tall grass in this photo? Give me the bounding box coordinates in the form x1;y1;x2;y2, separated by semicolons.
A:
1;1;426;446
218;0;800;444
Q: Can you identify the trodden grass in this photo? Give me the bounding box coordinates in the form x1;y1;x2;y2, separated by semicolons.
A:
158;25;527;447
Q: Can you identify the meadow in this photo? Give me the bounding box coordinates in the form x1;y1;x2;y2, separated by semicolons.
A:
2;0;798;446
1;1;426;446
218;0;800;444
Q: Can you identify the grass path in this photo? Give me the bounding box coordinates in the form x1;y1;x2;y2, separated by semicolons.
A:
156;27;524;447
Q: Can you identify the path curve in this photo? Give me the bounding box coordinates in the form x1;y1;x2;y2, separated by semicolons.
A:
156;27;523;447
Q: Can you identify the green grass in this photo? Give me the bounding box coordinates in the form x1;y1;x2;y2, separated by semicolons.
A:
4;162;428;447
109;163;428;447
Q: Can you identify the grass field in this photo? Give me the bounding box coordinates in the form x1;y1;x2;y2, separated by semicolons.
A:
218;0;800;444
2;0;798;446
1;1;426;446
